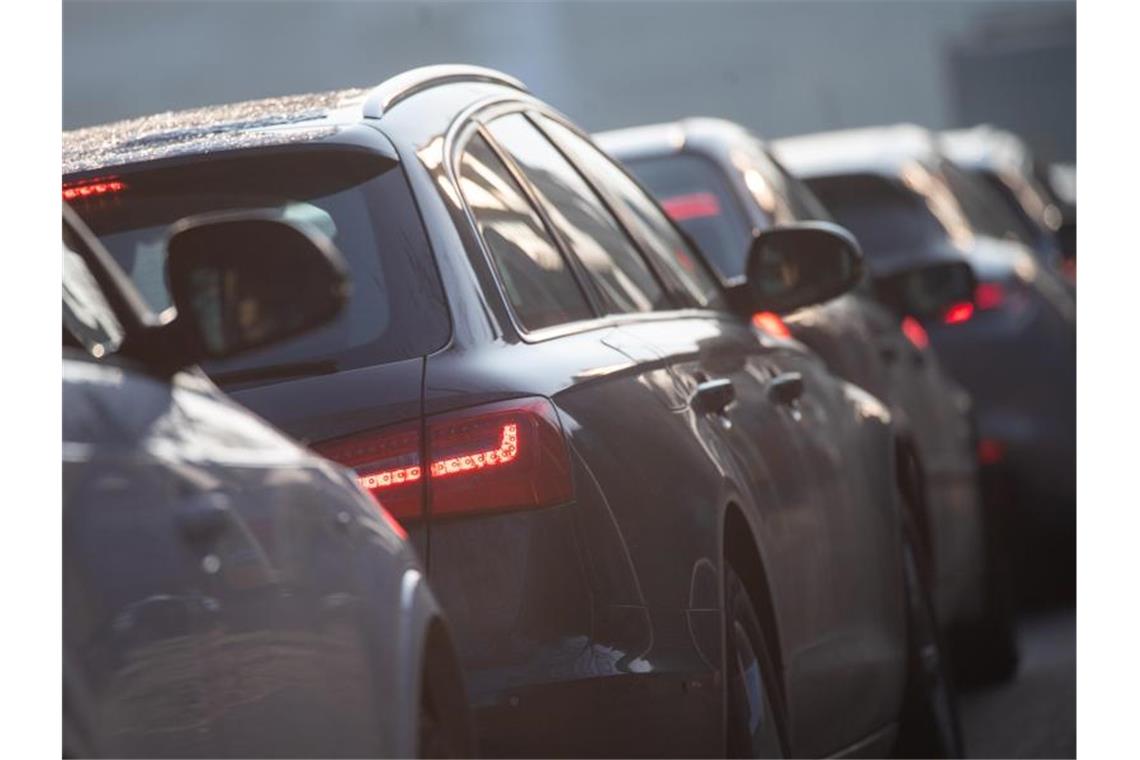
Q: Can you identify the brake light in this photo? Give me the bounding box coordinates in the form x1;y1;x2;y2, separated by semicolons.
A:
942;301;975;325
974;282;1006;311
661;192;721;221
900;316;930;350
62;179;126;201
312;397;573;524
751;311;791;339
313;420;423;521
977;439;1005;466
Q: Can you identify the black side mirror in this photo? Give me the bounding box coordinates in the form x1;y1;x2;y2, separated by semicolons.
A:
873;260;978;321
165;212;350;362
740;222;864;314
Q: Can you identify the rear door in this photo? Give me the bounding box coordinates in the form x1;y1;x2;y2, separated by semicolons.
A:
529;117;906;755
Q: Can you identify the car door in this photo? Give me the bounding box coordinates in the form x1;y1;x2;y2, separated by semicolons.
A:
530;117;907;755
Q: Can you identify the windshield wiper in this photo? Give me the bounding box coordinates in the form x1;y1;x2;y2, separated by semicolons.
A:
209;359;339;386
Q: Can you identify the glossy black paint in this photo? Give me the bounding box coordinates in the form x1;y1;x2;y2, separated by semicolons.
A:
62;209;469;758
599;118;988;632
64;73;933;758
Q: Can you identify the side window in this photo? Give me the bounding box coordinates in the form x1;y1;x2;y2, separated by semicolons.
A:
485;113;668;314
540;116;726;309
457;133;593;331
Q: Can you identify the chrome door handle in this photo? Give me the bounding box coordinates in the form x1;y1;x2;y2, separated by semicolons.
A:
768;372;805;406
692;378;735;415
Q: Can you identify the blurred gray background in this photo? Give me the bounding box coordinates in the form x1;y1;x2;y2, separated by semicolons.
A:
63;0;1075;161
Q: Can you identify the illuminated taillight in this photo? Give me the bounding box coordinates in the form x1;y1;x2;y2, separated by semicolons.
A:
942;301;975;325
62;179;126;201
312;421;424;521
661;192;721;221
900;316;930;350
313;397;573;524
751;311;791;339
977;439;1005;466
974;282;1006;311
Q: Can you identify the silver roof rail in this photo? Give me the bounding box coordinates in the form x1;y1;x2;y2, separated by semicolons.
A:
360;65;528;119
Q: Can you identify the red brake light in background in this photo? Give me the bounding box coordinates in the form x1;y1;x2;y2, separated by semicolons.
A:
974;282;1006;311
977;438;1006;466
942;301;975;325
900;316;930;350
313;397;573;525
752;311;791;339
661;192;721;222
62;179;126;201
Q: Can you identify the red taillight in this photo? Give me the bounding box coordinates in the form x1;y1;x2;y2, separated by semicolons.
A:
977;439;1005;466
751;311;791;339
313;420;424;521
900;316;930;350
313;397;573;524
62;179;126;201
974;282;1006;311
661;192;721;221
942;301;975;325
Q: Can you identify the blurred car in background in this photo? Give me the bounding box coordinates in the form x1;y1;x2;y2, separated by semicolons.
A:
941;125;1076;279
598;117;1017;680
775;125;1076;598
64;66;965;758
63;206;471;758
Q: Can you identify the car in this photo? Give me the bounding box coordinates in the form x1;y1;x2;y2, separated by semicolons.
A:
62;205;472;758
940;125;1075;280
64;65;962;758
775;124;1076;599
597;117;1017;681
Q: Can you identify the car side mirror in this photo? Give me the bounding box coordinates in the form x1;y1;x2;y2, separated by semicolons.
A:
873;260;978;321
740;222;864;314
165;212;350;362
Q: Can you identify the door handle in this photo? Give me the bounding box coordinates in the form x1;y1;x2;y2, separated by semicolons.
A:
176;492;232;546
692;378;735;415
768;371;805;406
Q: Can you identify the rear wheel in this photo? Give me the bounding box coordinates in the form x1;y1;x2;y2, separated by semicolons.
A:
894;537;965;759
725;561;786;759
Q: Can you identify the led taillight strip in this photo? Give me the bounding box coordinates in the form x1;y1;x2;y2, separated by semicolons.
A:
354;422;519;492
62;180;126;201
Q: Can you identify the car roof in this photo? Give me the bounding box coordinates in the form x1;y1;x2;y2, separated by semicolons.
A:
772;124;941;180
63;65;529;176
940;124;1034;174
595;117;760;162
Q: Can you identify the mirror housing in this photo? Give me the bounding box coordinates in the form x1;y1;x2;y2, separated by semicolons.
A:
163;212;350;364
873;259;978;321
735;222;864;315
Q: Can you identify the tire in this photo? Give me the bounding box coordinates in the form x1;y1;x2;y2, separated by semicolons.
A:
725;561;787;759
951;500;1020;686
417;627;474;759
894;537;966;759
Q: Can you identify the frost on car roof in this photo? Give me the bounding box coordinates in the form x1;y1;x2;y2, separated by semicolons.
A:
62;88;368;175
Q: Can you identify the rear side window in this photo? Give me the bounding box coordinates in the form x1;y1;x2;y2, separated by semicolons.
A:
456;133;593;331
623;153;753;281
486;113;669;314
68;149;451;386
805;173;961;260
538;117;724;309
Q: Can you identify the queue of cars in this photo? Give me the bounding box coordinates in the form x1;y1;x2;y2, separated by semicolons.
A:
62;65;1075;758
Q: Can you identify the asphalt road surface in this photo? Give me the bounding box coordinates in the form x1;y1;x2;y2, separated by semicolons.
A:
960;606;1076;758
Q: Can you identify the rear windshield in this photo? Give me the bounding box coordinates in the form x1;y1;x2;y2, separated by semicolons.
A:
804;173;956;259
67;148;450;386
623;153;752;280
